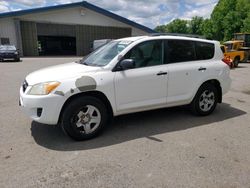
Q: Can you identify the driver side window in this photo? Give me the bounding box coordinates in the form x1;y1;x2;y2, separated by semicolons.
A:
124;40;163;68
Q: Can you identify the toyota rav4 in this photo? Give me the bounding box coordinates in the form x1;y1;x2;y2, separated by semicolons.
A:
20;35;231;140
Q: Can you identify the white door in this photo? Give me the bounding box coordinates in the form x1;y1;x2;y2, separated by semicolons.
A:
165;40;213;104
114;40;168;112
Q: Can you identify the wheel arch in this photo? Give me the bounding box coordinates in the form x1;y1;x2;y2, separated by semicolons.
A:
195;79;222;103
235;55;241;61
58;90;114;124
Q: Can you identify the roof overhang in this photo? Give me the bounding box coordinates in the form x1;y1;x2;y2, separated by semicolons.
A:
0;1;156;34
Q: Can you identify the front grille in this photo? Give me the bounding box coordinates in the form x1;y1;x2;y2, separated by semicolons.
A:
22;80;28;92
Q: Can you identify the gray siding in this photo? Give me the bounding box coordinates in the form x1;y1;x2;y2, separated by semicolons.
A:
76;25;131;56
19;21;131;56
20;21;38;56
37;23;76;37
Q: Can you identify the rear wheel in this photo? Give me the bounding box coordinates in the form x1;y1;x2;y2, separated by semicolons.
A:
233;57;240;68
191;83;218;116
61;96;108;141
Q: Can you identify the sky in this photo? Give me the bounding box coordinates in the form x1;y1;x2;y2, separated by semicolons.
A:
0;0;219;29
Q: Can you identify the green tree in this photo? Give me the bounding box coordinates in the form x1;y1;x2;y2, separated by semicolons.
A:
154;25;167;33
188;16;204;35
165;19;189;34
210;0;250;41
201;19;214;39
241;13;250;32
154;0;250;40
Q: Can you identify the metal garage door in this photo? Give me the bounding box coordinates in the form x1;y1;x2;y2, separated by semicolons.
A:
37;23;76;56
20;21;39;56
76;25;131;56
20;21;132;56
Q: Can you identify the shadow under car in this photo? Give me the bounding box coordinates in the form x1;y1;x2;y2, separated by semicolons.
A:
31;103;246;151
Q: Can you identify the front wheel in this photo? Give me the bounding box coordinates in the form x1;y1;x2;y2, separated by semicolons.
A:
14;58;20;62
190;83;218;116
61;96;108;141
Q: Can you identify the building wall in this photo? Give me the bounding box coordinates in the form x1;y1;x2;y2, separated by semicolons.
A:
0;6;150;56
75;25;131;55
18;7;148;36
0;18;17;46
37;23;76;37
20;21;39;56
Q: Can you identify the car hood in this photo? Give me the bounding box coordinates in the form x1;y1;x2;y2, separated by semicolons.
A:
0;50;16;53
26;62;102;85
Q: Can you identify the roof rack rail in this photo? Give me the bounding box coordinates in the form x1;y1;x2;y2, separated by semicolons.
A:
150;33;206;39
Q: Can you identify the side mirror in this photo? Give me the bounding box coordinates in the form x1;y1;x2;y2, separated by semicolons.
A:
119;59;135;70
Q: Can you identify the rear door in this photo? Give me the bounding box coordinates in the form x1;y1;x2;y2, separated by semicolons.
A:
165;40;215;104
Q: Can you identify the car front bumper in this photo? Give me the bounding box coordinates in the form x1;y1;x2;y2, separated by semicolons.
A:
0;54;19;59
19;87;64;125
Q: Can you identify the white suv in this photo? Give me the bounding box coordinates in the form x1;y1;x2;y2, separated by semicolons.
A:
20;35;231;140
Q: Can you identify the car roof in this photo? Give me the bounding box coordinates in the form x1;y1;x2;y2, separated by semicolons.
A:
224;40;243;44
116;35;216;44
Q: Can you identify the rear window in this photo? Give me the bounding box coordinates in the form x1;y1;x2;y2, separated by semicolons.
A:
195;42;214;60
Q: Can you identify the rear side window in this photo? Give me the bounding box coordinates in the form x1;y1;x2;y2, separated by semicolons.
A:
220;45;225;53
165;40;215;63
167;40;196;63
195;42;214;60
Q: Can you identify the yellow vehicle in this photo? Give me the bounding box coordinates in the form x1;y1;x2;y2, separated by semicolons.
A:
221;34;250;67
221;42;248;67
234;33;250;48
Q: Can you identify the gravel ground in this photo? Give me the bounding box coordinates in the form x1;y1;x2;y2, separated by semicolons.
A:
0;58;250;188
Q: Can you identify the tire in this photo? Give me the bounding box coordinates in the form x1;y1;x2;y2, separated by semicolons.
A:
14;58;20;62
233;57;239;68
190;83;218;116
61;96;109;141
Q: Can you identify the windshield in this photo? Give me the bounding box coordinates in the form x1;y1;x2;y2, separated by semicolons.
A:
0;45;16;51
80;40;132;66
234;34;244;41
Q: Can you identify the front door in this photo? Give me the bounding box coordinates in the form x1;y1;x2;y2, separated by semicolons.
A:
114;40;168;112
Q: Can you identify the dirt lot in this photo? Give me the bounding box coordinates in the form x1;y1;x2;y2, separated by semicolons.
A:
0;58;250;188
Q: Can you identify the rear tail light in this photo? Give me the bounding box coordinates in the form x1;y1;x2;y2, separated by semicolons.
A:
222;56;233;68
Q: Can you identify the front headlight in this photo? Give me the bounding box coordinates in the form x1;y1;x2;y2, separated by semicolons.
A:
14;51;18;55
27;81;60;95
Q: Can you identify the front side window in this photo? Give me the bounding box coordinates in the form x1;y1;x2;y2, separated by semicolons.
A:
124;40;163;68
167;40;196;63
224;43;233;51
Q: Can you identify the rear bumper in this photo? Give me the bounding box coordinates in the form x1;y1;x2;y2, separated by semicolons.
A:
221;75;232;95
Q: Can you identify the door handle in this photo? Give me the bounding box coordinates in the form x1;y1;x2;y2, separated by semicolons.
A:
198;67;207;71
156;71;168;76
